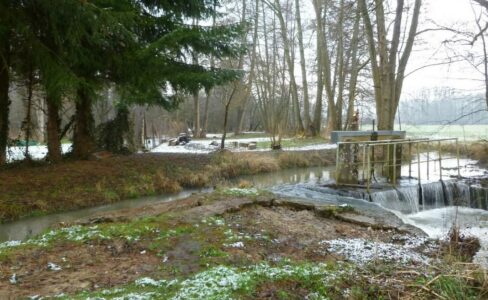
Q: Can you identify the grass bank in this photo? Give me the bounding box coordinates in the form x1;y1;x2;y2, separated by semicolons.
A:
0;149;334;223
1;191;486;299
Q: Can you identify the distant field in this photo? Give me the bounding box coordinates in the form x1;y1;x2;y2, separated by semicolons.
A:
360;124;488;141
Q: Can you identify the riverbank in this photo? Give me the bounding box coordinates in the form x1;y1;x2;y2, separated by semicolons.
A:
0;190;485;299
0;150;335;223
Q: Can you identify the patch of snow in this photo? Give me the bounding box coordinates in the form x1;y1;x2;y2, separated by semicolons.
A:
172;262;346;300
9;273;17;284
322;238;429;265
113;292;157;300
135;277;168;287
6;144;71;162
284;144;337;151
225;241;244;248
151;137;336;154
0;240;22;249
47;262;62;271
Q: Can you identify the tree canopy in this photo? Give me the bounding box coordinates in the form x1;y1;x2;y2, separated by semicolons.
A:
0;0;243;163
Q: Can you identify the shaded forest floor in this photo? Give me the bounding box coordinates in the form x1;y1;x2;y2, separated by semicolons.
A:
0;150;334;223
0;191;486;299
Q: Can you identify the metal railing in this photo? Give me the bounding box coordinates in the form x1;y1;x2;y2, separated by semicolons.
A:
335;138;461;192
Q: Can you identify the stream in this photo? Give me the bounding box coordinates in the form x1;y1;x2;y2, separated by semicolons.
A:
2;157;488;268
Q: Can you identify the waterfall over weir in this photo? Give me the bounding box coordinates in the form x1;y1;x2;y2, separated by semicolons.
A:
365;180;488;214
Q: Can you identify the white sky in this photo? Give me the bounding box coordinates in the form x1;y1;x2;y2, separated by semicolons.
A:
403;0;485;97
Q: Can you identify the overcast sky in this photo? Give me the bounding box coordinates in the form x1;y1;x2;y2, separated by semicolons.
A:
403;0;485;97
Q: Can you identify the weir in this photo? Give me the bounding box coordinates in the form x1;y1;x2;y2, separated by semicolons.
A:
329;132;488;212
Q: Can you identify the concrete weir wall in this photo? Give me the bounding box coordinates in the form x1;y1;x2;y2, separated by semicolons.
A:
331;131;406;144
331;131;406;185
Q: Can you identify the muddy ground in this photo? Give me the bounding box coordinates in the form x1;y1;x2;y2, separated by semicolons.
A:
1;190;475;299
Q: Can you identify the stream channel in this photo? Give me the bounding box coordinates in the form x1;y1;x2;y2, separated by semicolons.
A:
1;156;488;266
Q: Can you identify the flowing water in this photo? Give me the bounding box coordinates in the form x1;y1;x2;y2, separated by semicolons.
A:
2;157;488;268
0;167;330;242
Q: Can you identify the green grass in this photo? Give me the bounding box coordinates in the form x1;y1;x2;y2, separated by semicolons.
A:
61;262;346;300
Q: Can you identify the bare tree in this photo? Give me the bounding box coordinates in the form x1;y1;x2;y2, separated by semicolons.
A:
359;0;422;130
220;0;257;149
265;0;304;133
313;0;366;135
295;0;312;134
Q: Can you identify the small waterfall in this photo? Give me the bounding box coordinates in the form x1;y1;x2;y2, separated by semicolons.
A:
443;181;471;207
421;182;445;209
366;180;488;214
469;185;488;210
369;189;415;214
396;186;420;214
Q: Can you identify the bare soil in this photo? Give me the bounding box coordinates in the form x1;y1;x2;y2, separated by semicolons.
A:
0;193;406;298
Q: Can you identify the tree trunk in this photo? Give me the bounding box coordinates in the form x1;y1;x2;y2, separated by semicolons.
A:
192;92;200;137
201;90;211;138
73;88;96;159
220;101;231;150
272;0;304;133
312;0;324;136
234;105;246;135
295;0;311;133
24;67;35;160
46;96;62;162
360;0;422;130
0;62;9;165
345;9;362;130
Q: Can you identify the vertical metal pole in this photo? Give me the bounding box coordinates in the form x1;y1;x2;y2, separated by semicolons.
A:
456;138;461;178
438;140;442;180
362;144;366;182
408;141;412;178
366;145;371;193
393;143;397;187
416;143;421;183
336;143;341;184
385;143;390;178
426;141;430;181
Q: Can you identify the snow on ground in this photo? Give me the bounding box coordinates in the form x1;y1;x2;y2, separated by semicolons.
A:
320;238;429;266
151;138;337;154
6;144;72;162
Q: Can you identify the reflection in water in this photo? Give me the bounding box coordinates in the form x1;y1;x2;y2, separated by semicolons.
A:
0;189;209;242
240;166;331;187
0;167;333;242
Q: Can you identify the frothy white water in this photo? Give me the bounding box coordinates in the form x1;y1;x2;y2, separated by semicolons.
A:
391;206;488;268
